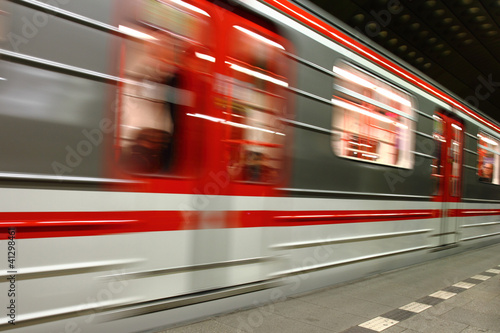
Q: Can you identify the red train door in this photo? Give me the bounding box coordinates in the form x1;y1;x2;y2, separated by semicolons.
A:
432;112;464;246
216;18;290;202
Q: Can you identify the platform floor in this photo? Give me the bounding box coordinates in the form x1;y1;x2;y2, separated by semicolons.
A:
157;243;500;333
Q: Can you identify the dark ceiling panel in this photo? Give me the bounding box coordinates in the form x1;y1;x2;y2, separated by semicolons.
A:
307;0;500;122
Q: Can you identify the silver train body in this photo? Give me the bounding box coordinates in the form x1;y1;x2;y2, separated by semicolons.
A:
0;0;499;332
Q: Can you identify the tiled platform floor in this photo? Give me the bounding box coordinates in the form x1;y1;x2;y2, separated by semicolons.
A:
156;243;500;333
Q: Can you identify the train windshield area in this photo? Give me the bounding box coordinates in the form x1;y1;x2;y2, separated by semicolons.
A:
331;62;414;169
477;132;499;184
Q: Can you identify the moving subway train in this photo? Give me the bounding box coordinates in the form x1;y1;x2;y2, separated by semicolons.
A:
1;0;500;331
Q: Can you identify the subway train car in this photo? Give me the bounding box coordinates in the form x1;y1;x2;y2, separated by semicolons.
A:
1;0;500;332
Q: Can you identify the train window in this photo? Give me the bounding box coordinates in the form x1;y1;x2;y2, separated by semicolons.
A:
431;114;445;196
449;121;463;196
477;132;499;184
332;62;414;169
222;25;288;183
117;0;213;175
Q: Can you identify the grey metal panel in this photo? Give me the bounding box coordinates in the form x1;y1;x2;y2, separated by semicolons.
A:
415;130;434;140
289;126;434;196
464;148;478;156
0;60;113;177
414;98;435;128
2;2;114;74
36;0;115;26
464;124;479;151
293;53;335;127
463;148;478;174
462;175;500;201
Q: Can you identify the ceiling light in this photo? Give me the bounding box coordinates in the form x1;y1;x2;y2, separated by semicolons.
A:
352;13;365;23
434;9;445;16
388;38;398;45
399;14;411;23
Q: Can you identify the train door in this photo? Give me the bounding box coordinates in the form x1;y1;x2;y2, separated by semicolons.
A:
432;112;464;246
220;21;289;197
188;11;291;291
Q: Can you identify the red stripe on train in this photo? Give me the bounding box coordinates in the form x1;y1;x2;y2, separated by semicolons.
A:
0;209;439;239
273;210;438;223
455;209;500;217
0;211;185;239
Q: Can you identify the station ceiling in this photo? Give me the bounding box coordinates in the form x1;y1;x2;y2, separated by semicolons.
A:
306;0;500;123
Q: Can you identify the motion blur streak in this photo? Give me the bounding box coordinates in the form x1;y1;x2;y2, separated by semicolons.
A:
0;0;500;332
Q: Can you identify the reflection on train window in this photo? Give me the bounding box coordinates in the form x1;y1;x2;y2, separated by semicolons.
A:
431;115;445;196
477;132;499;184
118;0;213;175
221;25;288;183
332;62;414;168
449;122;462;197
